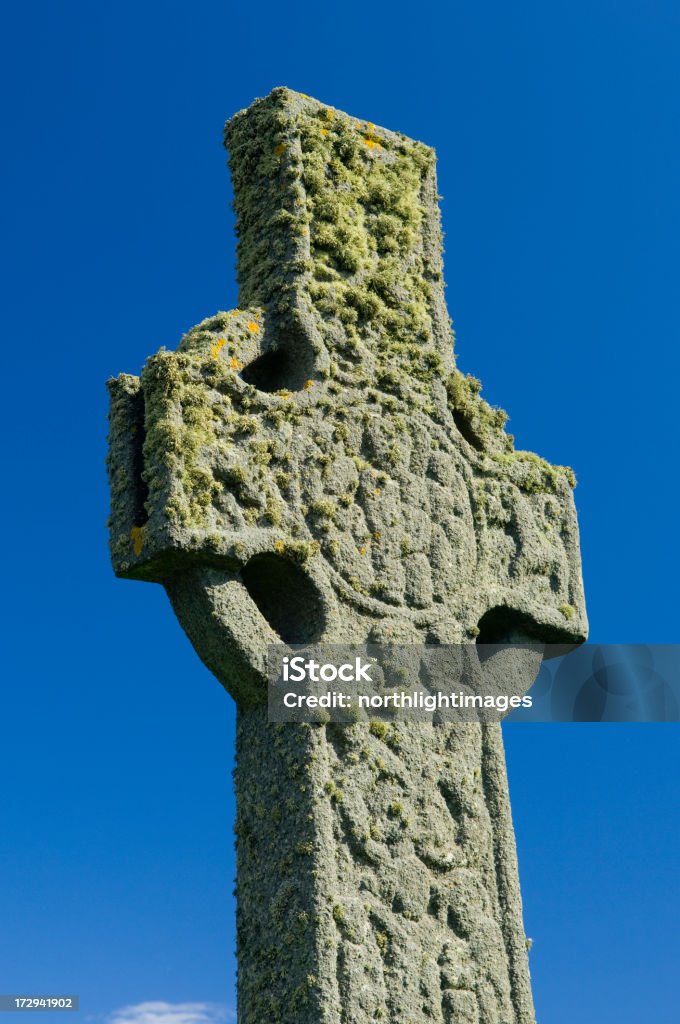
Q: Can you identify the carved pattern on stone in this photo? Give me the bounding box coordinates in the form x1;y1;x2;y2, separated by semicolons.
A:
107;88;587;1024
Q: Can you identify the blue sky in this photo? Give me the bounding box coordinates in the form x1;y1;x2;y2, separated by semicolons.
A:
1;1;679;1022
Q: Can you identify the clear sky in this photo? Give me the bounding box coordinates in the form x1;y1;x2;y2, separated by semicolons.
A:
1;2;679;1023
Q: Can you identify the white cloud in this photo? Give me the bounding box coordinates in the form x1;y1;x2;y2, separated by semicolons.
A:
107;1002;234;1024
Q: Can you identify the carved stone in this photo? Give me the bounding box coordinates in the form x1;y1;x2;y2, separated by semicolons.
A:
107;88;587;1024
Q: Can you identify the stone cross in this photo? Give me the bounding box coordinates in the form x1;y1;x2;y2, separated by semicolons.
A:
107;88;587;1024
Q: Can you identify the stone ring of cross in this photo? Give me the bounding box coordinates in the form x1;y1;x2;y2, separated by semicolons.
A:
107;88;586;1024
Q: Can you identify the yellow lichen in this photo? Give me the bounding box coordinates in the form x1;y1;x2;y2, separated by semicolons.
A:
210;337;226;359
274;143;287;156
130;525;145;556
247;321;260;333
230;355;243;370
361;122;382;149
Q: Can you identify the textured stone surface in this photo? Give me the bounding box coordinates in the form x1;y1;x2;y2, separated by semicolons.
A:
107;88;587;1024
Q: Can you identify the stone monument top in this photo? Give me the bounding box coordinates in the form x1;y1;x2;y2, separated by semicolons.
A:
108;87;586;696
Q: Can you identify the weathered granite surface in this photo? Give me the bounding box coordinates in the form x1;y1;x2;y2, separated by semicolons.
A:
107;88;587;1024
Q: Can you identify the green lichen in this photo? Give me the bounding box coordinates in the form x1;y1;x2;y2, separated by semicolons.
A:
445;370;511;455
226;88;444;384
368;720;388;740
141;350;219;528
444;370;576;493
264;497;284;526
310;498;337;519
491;450;576;494
273;539;320;563
324;780;344;804
332;903;346;924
